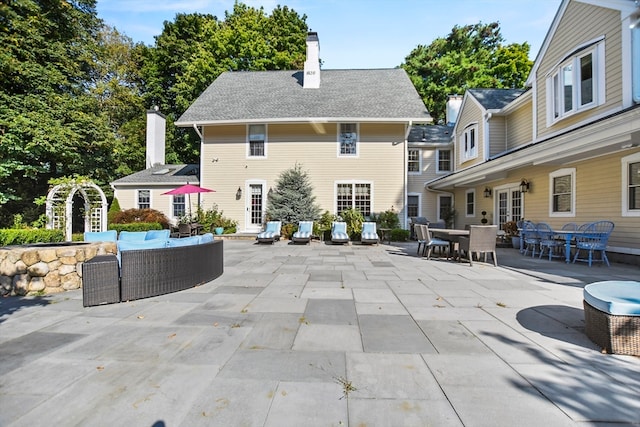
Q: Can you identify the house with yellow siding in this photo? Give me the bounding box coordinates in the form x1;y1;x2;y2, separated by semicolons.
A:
172;32;431;233
427;0;640;263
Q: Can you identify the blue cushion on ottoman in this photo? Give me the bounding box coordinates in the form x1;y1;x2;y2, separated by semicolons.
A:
584;281;640;316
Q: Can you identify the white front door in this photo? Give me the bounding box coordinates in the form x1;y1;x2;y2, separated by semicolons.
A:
245;182;266;232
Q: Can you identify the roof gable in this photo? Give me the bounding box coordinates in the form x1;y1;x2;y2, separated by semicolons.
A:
176;69;431;125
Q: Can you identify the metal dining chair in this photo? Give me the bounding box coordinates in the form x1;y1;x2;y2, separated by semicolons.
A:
572;221;615;267
536;222;564;261
522;221;540;257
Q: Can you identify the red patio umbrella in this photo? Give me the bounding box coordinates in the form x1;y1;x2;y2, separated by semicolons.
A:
162;184;215;220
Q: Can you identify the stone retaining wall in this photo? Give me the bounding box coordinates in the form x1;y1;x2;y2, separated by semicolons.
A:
0;242;117;296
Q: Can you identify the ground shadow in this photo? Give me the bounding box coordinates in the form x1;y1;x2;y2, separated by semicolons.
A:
0;295;51;324
516;305;590;348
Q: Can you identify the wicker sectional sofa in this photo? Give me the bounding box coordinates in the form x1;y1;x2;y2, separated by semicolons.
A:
82;231;223;306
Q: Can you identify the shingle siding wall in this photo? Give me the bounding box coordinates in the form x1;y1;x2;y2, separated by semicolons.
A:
536;1;623;139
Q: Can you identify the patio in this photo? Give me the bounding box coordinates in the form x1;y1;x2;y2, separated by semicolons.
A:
1;240;639;426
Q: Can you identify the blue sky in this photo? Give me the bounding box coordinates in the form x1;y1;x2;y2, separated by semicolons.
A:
96;0;562;69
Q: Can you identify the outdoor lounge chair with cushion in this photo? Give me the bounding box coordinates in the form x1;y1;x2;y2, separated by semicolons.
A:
256;221;282;244
458;225;498;266
292;221;314;244
361;222;379;245
331;221;349;244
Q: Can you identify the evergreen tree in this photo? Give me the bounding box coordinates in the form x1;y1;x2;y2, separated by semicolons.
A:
266;164;321;225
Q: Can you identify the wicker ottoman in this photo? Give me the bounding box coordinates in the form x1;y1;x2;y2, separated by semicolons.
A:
82;255;120;307
583;281;640;356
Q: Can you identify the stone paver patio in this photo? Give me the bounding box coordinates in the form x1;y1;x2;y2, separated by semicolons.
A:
1;240;638;426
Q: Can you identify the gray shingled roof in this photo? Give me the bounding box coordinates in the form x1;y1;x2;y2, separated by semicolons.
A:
408;124;453;144
111;164;199;186
176;69;432;125
467;88;526;110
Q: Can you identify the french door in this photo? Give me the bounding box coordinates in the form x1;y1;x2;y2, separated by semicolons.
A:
496;187;523;229
245;182;266;232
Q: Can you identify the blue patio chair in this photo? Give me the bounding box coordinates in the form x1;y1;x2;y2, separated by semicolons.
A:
331;221;349;244
522;221;540;257
256;221;282;244
292;221;314;244
361;222;379;245
572;221;615;267
536;222;564;261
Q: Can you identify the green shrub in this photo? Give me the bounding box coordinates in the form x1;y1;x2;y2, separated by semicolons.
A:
0;229;65;245
111;208;170;229
108;222;162;233
193;205;238;234
281;223;295;239
108;198;122;225
315;211;337;238
370;210;400;229
340;208;364;238
390;228;410;242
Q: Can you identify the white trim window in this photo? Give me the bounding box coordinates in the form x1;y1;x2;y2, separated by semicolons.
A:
622;152;640;217
338;123;358;156
407;194;420;218
437;194;453;223
437;149;452;172
137;189;150;209
461;124;478;161
408;149;421;174
247;124;266;158
465;189;475;217
336;182;371;216
172;194;185;218
546;39;605;124
549;168;576;217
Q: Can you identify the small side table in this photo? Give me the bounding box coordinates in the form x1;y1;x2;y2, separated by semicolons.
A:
82;255;120;307
379;228;392;244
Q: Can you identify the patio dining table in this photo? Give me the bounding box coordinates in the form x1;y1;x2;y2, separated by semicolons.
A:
553;229;594;263
431;229;470;260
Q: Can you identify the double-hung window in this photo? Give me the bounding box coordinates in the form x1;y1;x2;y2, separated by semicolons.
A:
622;152;640;217
338;123;358;156
549;168;576;217
408;149;421;173
437;149;451;172
336;182;370;216
248;124;266;158
407;194;419;218
461;124;477;161
172;194;185;218
465;189;475;217
137;190;150;209
547;39;604;123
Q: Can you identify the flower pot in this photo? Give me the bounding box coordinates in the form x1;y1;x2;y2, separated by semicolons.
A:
511;236;521;249
214;227;224;235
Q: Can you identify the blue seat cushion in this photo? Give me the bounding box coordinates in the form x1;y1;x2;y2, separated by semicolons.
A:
293;231;312;239
145;229;170;240
584;281;640;316
167;236;201;247
199;233;214;244
332;232;349;241
117;238;168;252
265;222;280;233
361;232;379;241
257;231;278;240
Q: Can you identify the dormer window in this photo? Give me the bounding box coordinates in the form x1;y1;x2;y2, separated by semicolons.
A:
338;123;358;156
461;124;478;161
547;39;605;124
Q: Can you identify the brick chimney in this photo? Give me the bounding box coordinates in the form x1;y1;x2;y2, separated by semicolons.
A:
303;32;320;89
146;107;166;168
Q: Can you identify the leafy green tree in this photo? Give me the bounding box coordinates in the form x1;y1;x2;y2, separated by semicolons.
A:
266;164;321;226
401;22;532;123
142;3;308;164
0;0;118;225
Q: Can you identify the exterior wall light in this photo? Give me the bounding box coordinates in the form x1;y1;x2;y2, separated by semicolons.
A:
520;179;530;193
483;187;492;198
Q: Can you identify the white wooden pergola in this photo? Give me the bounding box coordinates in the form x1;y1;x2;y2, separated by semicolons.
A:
45;180;108;241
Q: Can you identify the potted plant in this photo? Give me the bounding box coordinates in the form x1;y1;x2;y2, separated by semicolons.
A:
503;221;520;249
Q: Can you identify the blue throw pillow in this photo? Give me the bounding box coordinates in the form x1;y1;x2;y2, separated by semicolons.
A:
118;231;147;241
145;229;170;240
84;230;117;242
